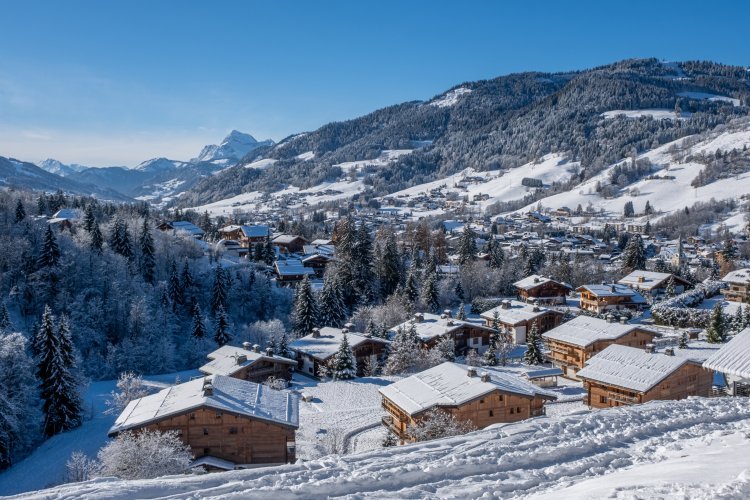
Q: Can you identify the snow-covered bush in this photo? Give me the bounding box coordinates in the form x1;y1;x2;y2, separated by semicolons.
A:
104;372;150;416
651;280;726;328
65;451;96;483
263;376;288;391
97;430;192;480
407;408;476;442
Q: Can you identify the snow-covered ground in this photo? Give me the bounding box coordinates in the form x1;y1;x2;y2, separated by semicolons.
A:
14;397;750;499
602;109;691;120
430;87;472;108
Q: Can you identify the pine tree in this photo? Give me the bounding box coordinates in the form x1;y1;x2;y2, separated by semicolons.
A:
458;225;478;265
382;431;398;447
292;275;319;337
352;223;375;304
167;261;183;310
190;303;206;339
483;329;498;366
180;259;193;290
213;306;231;346
14;199;26;223
278;333;290;358
744;305;750;330
38;225;61;268
318;272;347;328
37;195;47;216
210;266;227;315
263;234;275;265
665;275;676;298
403;266;419;305
0;303;11;333
110;217;133;260
678;331;689;349
377;228;401;298
456;302;467;321
36;307;82;437
454;280;465;301
706;302;726;343
621;234;646;273
139;219;156;284
435;335;455;362
330;332;356;380
82;204;96;233
644;200;653;215
487;239;505;269
421;272;440;312
623;201;635;217
90;221;103;253
523;321;544;365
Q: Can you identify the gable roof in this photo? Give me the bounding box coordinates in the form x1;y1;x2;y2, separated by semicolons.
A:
289;327;388;361
479;300;561;326
273;234;306;245
199;344;296;377
387;313;491;343
617;271;689;292
274;259;315;277
542;315;657;348
379;362;556;416
577;344;692;393
703;327;750;378
576;284;647;302
722;268;750;286
109;375;299;435
513;275;572;291
170;221;204;236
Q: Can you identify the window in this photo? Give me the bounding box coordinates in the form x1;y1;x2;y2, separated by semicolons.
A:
215;410;223;418
489;410;494;417
516;407;521;413
498;395;503;401
203;447;210;455
480;399;485;404
600;395;608;404
203;428;209;435
189;413;196;420
229;427;238;434
510;408;515;414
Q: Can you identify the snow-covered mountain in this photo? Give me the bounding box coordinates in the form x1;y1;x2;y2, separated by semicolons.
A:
38;159;93;177
193;130;274;165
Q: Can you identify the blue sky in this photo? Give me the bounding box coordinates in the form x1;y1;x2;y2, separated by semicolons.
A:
1;0;749;166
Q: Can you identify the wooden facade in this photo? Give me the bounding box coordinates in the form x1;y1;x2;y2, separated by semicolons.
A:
515;280;571;305
294;338;388;378
224;359;294;383
114;407;296;466
273;235;307;254
577;286;646;314
582;362;712;409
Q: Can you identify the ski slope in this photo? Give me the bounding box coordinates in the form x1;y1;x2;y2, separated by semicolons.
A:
13;397;750;499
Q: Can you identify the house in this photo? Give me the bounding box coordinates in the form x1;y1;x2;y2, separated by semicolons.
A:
288;327;389;378
388;312;496;354
479;300;564;344
379;362;556;442
274;258;316;284
199;343;297;383
159;221;205;239
48;208;80;230
513;275;572;305
108;375;299;470
617;270;690;299
301;253;334;277
218;225;270;247
577;283;648;314
542;315;660;380
721;269;750;303
578;345;713;408
703;327;750;396
272;234;308;254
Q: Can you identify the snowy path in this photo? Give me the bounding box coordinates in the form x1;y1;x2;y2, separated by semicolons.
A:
13;397;750;499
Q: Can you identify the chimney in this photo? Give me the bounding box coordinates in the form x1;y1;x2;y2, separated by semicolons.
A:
665;347;675;356
480;372;490;382
606;314;615;323
344;322;355;330
414;313;424;323
242;341;252;350
252;344;260;353
236;354;247;365
203;380;213;397
311;328;321;338
265;348;274;357
443;309;452;318
342;327;349;334
619;316;628;325
645;343;655;353
467;367;477;377
637;276;645;283
533;276;540;283
501;300;510;310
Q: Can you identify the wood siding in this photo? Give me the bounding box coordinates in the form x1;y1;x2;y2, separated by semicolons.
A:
517;282;570;304
231;359;294;383
579;290;644;314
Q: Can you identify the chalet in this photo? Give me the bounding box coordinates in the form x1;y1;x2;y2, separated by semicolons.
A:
577;283;648;314
513;275;572;305
218;225;270;247
108;375;299;470
379;362;556;442
273;234;308;254
301;253;334;277
703;327;750;396
578;345;712;408
388;312;496;354
274;258;315;284
288;327;389;378
479;300;564;344
199;343;297;383
542;315;659;380
721;269;750;303
158;221;205;239
617;270;691;299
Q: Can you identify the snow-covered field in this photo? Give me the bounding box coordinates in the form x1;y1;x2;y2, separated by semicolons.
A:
602;109;691;120
14;397;750;499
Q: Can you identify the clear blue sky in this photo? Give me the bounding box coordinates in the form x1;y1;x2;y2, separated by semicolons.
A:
1;0;748;166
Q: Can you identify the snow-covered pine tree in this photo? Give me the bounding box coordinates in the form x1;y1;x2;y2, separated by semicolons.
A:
213;305;231;346
458;225;478;265
497;326;514;366
14;199;26;223
263;234;275;265
384;326;421;375
706;301;726;343
210;265;227;315
190;302;206;339
352;223;376;305
38;225;61;268
139;218;156;284
484;329;498;366
318;272;346;327
292;275;319;337
37;307;82;437
665;275;676;298
167;261;183;310
181;259;193;291
82;204;96;233
330;332;356;380
110;217;133;260
278;333;290;358
421;271;440;312
621;234;646;274
403;266;419;305
454;280;465;301
456;302;467;320
435;335;455;362
523;321;545;365
0;302;11;333
678;331;689;349
90;221;103;253
377;227;401;299
36;195;47;216
382;430;397;447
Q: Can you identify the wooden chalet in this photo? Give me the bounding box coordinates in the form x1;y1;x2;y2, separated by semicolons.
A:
617;270;690;299
274;258;316;285
158;221;205;239
108;375;299;470
272;234;308;254
577;283;648;314
379;362;556;442
542;315;659;380
703;327;750;396
479;300;564;344
513;275;572;305
721;268;750;303
218;225;270;247
288;327;389;378
301;253;334;277
578;345;712;408
388;312;496;354
199;343;297;383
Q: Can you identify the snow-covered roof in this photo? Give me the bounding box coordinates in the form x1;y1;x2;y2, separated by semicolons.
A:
310;238;333;245
379;362;556;416
524;368;563;379
513;274;572;291
274;259;315;277
199;344;296;377
577;345;693;393
190;455;236;471
51;208;79;220
617;270;682;291
170;221;204;236
479;300;559;326
109;375;299;435
703;327;750;378
240;225;270;238
722;268;750;286
273;234;304;244
289;327;387;361
577;284;647;302
388;313;489;343
542;315;658;348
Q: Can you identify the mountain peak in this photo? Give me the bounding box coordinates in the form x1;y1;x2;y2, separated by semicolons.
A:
193;130;274;164
38;158;89;177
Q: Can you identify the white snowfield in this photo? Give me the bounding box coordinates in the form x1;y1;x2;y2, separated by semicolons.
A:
13;397;750;499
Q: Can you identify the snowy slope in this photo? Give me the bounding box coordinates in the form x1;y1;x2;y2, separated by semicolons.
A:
194;130;274;164
38;159;94;177
13;397;750;499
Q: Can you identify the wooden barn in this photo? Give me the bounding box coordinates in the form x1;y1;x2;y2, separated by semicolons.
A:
479;299;564;344
288;327;389;378
513;275;572;305
542;315;659;380
578;345;713;408
108;375;299;470
379;362;556;442
199;343;297;383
